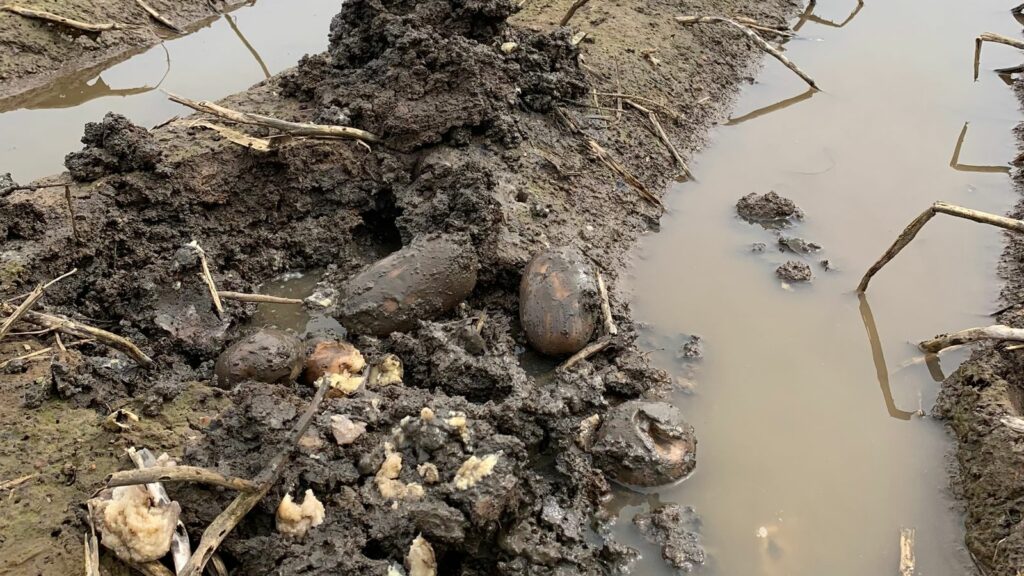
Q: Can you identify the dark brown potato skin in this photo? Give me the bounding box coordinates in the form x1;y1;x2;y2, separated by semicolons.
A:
337;234;479;336
519;246;600;356
213;328;304;388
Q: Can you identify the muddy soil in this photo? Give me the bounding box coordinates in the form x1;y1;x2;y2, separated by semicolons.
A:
935;82;1024;576
0;0;252;102
0;0;799;573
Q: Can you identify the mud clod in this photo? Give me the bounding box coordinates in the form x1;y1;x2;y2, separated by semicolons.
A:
736;191;803;227
776;260;813;283
632;504;705;572
777;235;821;254
590;400;697;487
64;112;161;182
213;328;304;388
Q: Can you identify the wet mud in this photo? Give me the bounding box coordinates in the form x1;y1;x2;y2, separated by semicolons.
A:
0;0;798;572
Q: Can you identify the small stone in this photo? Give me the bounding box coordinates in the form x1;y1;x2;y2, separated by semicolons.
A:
500;42;518;53
330;415;366;445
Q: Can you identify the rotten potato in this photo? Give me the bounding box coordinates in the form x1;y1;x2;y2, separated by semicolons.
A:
590;400;696;487
337;234;479;336
303;340;366;385
519;246;601;356
213;328;303;388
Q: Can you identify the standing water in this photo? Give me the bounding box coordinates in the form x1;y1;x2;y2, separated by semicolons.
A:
0;0;340;184
623;1;1021;575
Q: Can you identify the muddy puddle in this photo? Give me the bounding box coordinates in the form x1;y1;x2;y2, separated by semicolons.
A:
623;1;1022;574
0;0;339;184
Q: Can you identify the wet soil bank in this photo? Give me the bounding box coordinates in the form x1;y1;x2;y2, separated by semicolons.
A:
0;0;256;102
936;81;1024;576
0;0;799;573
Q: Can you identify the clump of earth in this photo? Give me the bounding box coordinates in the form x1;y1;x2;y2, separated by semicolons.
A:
735;191;803;227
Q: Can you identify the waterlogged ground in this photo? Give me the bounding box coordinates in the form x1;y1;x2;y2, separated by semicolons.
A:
625;1;1022;574
0;0;341;183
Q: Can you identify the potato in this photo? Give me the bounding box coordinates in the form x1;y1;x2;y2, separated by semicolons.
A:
213;328;303;388
337;234;478;336
519;246;600;356
590;400;697;487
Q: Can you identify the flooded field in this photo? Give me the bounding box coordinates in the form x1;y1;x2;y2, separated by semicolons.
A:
624;0;1022;574
0;0;340;183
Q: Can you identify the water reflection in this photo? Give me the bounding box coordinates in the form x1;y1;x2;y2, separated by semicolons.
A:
858;294;918;421
725;88;816;125
225;12;271;79
950;122;1011;174
793;0;865;32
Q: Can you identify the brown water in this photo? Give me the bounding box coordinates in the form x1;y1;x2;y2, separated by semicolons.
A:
623;1;1022;574
0;0;340;184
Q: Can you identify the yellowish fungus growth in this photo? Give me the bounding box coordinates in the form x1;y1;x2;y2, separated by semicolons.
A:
453;453;500;490
91;485;181;563
276;489;326;538
406;534;437;576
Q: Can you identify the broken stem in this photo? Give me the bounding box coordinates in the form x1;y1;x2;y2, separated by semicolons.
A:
974;32;1024;81
107;465;258;492
0;4;125;32
84;502;101;576
560;0;592;26
623;99;693;179
596;271;618;336
899;527;916;576
676;15;819;89
8;308;153;368
166;91;380;144
217;291;303;305
857;201;1024;292
0;269;77;342
586;139;665;211
178;375;333;576
188;241;225;319
134;0;183;33
559;336;613;371
919;325;1024;354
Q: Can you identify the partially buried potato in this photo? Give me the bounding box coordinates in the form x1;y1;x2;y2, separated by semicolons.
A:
213;328;303;388
590;400;696;487
337;234;479;336
519;246;600;356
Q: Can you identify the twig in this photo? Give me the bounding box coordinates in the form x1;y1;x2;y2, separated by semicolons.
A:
0;473;37;491
899;528;916;576
84;502;101;576
217;291;303;305
919;325;1024;354
134;0;183;33
596;271;617;336
64;186;80;243
127;448;191;574
676;15;818;89
974;32;1024;81
1;180;74;197
558;336;613;370
586;139;665;211
191;120;275;152
1;4;126;32
107;465;258;492
187;241;224;319
623;99;693;179
166;91;380;144
592;92;682;120
560;0;592;26
0;338;93;370
7;308;153;368
734;16;795;37
178;376;333;576
857;202;1024;292
0;269;77;342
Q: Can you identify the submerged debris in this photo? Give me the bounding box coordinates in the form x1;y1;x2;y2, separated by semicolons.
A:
776;260;813;283
213;328;304;388
736;191;803;226
89;485;181;563
633;504;705;572
591;400;696;486
777;235;821;254
519;246;601;356
276;489;326;538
